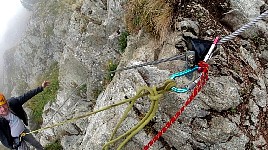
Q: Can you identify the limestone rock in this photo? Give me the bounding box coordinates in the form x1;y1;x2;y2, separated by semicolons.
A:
200;76;242;111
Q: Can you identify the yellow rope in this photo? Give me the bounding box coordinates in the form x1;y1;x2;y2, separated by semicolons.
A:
103;80;176;150
20;80;176;150
23;97;135;135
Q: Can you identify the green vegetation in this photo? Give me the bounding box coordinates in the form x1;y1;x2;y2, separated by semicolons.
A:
79;84;87;94
125;0;173;40
78;83;87;98
44;139;63;150
106;60;118;82
119;31;129;53
229;107;237;113
27;62;59;127
102;60;119;88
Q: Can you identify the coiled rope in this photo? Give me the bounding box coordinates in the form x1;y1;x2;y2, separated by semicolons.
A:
103;80;176;150
143;61;209;150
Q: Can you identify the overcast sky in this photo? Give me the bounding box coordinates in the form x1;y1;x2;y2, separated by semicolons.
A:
0;0;32;91
0;0;31;53
0;0;23;40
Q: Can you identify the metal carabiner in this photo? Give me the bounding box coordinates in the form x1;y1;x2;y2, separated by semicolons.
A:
169;66;199;93
170;36;220;93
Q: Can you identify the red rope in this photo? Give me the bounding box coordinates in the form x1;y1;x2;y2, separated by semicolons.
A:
143;61;209;150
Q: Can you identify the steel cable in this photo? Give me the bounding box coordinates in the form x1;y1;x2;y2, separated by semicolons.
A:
218;10;268;45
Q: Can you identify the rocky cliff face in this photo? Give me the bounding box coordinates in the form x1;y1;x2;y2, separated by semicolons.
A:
2;0;268;149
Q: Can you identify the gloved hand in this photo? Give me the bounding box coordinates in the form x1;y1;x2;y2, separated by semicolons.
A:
12;137;21;149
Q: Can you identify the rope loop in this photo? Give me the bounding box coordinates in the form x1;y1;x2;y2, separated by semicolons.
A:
162;79;177;91
143;61;210;150
103;81;175;150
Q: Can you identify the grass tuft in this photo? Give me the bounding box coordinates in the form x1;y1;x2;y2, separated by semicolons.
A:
107;60;118;82
125;0;173;41
27;62;59;127
44;139;63;150
119;31;129;53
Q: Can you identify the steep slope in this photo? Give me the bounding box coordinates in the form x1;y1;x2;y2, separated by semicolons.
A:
2;0;268;149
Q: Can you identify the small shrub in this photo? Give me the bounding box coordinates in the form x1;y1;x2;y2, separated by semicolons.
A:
119;31;129;53
107;60;118;82
44;139;63;150
78;83;87;98
103;60;119;87
229;107;237;113
79;84;87;94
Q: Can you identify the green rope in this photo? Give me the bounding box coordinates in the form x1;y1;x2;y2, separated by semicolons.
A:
103;80;176;150
118;87;160;150
25;98;131;135
107;88;146;143
22;80;176;150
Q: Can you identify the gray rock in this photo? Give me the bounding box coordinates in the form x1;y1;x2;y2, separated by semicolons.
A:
265;69;268;86
2;0;268;149
192;116;239;144
252;85;268;108
210;134;249;150
157;32;186;73
193;118;208;129
200;76;242;111
241;40;252;50
253;135;267;148
260;50;268;62
161;123;192;149
240;46;258;70
175;18;200;36
61;135;84;150
230;0;265;18
80;64;164;149
221;9;259;38
249;99;259;126
226;0;268;38
228;114;241;125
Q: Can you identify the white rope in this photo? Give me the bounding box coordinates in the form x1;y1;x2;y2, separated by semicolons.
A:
218;10;268;45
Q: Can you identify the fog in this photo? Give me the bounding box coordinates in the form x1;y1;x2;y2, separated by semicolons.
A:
0;3;32;91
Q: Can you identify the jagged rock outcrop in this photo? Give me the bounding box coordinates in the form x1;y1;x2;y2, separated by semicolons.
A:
1;0;268;149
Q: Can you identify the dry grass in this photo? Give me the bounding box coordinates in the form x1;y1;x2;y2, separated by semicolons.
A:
125;0;173;41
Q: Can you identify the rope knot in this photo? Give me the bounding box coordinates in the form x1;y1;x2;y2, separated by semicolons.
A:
198;61;209;81
148;94;163;101
197;61;209;73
